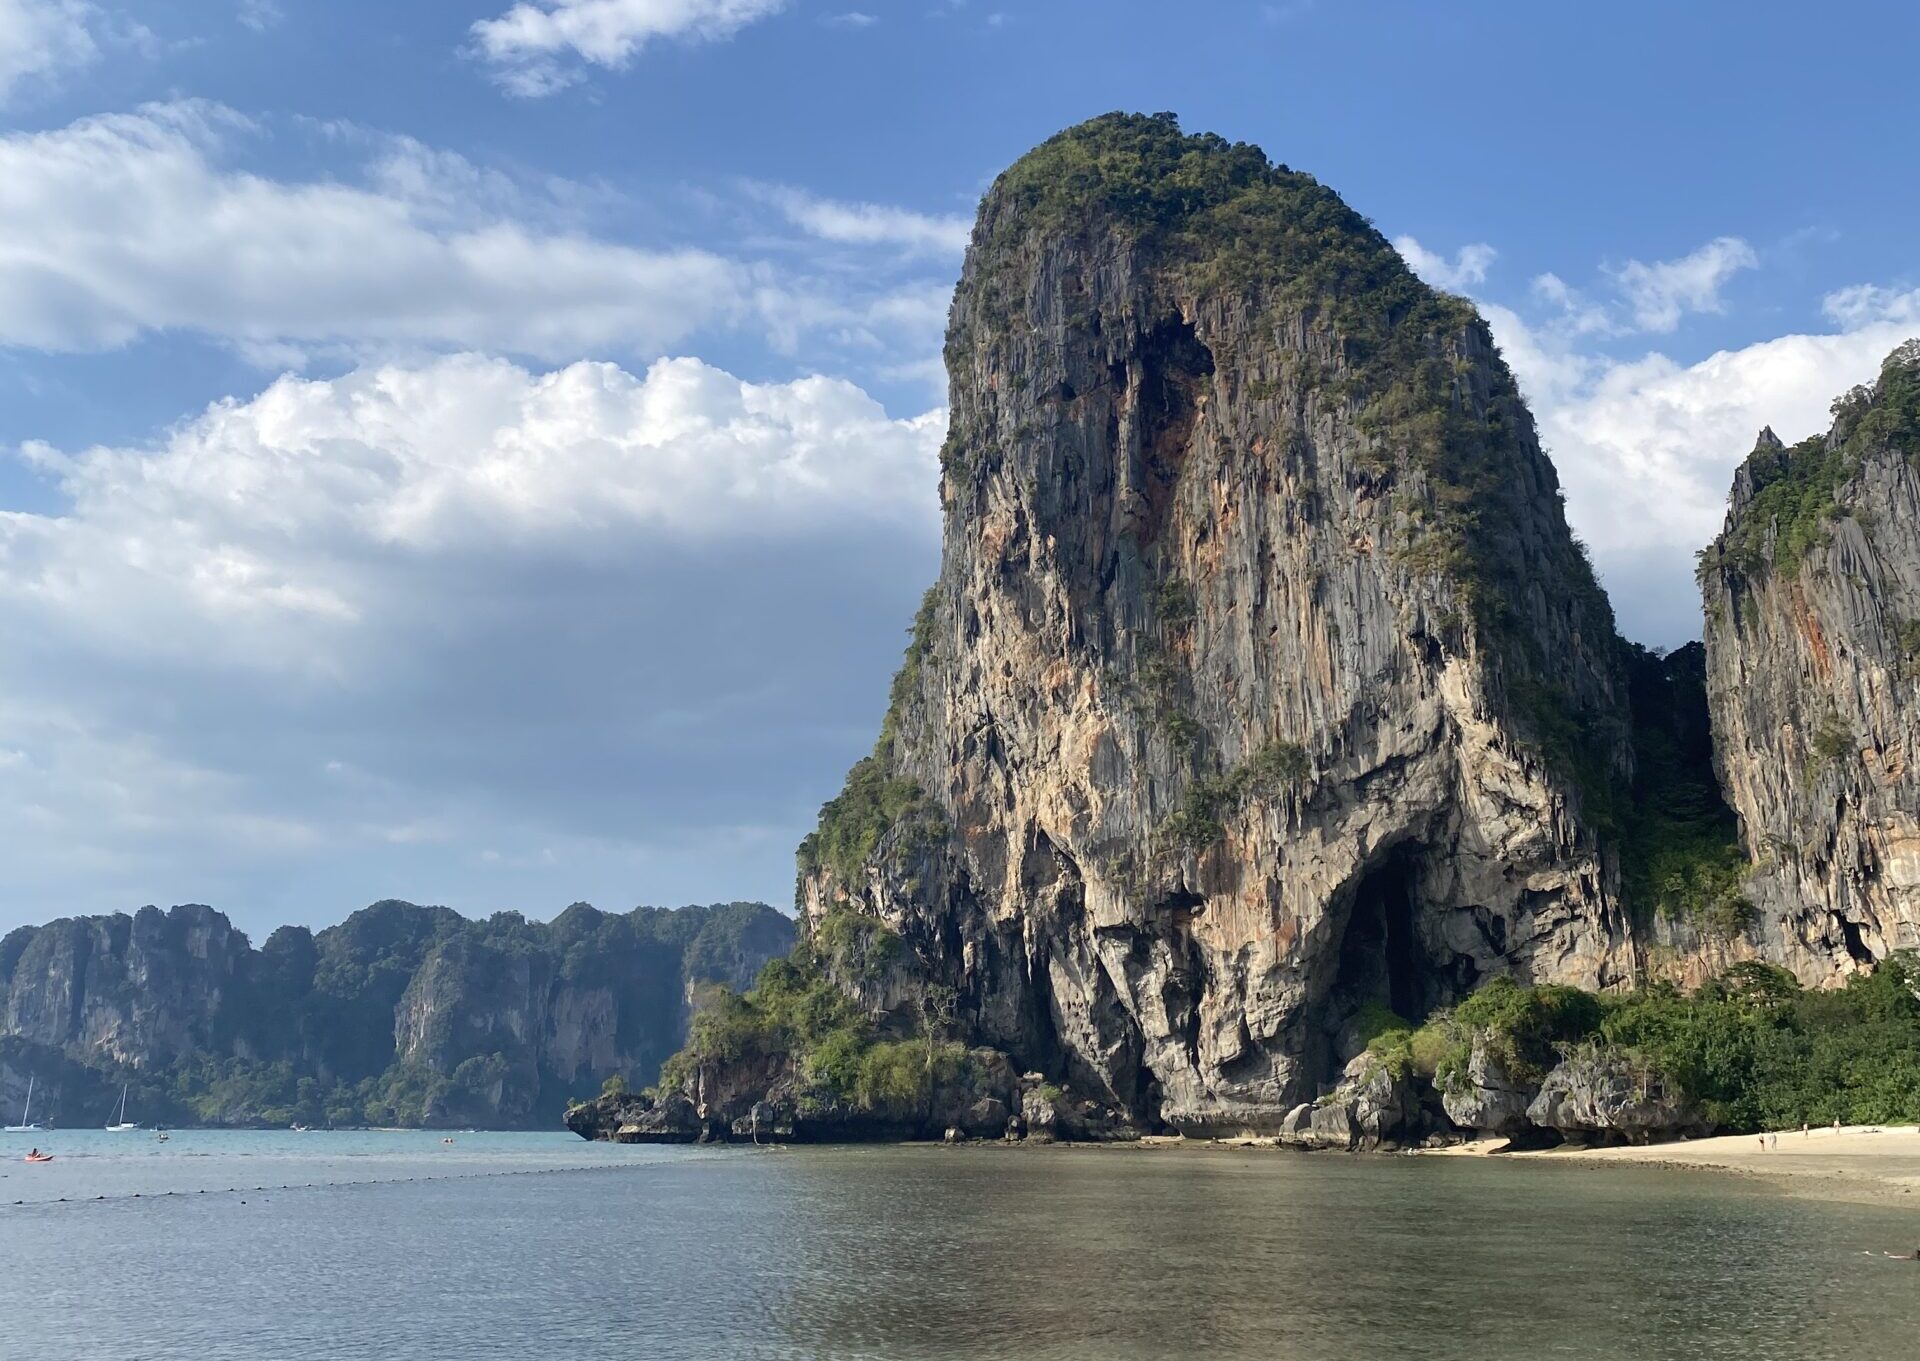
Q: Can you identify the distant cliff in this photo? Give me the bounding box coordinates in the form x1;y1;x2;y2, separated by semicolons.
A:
1696;341;1920;980
0;899;792;1128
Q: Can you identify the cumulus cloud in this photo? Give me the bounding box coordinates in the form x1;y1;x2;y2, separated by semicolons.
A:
0;0;98;100
1608;235;1758;333
757;184;972;257
0;353;943;925
471;0;788;95
1394;236;1496;292
0;102;751;359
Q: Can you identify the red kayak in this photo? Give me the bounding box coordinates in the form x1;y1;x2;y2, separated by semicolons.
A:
23;1153;53;1163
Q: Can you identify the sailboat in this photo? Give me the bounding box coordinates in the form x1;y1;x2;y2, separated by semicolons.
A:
104;1082;137;1132
4;1075;42;1132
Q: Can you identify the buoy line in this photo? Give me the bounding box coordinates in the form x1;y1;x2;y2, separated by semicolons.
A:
3;1158;672;1209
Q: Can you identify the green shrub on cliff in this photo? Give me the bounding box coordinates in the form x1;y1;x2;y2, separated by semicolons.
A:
797;756;943;887
1158;738;1313;851
798;589;947;892
1712;345;1920;583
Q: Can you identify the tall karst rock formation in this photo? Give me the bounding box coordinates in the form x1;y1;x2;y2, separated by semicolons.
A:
798;114;1638;1133
1698;341;1920;981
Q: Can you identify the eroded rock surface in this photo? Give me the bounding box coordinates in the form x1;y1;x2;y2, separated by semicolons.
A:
1698;343;1920;981
1439;1038;1536;1138
1525;1050;1708;1145
794;114;1637;1135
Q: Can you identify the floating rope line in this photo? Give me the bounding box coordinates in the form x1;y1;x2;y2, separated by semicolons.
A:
4;1158;672;1209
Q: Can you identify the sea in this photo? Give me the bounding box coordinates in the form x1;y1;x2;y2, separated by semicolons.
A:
2;1129;1916;1360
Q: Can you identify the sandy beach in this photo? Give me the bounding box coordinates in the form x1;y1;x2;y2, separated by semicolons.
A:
1429;1123;1920;1208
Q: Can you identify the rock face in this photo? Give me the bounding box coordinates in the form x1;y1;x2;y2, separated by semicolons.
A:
0;905;251;1066
1524;1050;1707;1145
1290;1053;1429;1151
1439;1038;1535;1137
1698;342;1920;982
795;114;1637;1136
564;1088;705;1143
0;899;792;1127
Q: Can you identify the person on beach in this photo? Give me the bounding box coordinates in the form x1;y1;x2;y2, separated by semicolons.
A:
1802;1122;1810;1137
1835;1118;1843;1133
1769;1132;1778;1150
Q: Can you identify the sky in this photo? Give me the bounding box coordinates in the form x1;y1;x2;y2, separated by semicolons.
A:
0;0;1915;936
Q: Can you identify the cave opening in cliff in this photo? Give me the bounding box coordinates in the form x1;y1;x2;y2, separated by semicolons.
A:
1838;915;1874;966
1332;845;1427;1025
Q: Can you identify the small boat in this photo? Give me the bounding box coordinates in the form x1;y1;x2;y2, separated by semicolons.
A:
104;1082;137;1132
23;1151;53;1164
4;1075;43;1133
289;1123;310;1133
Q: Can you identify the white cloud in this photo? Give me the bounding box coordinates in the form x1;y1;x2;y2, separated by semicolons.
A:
823;10;876;26
1822;282;1920;330
759;184;972;257
1394;236;1496;292
0;352;943;921
236;0;282;31
471;0;788;95
0;103;749;359
0;0;98;101
1608;235;1757;334
8;352;940;661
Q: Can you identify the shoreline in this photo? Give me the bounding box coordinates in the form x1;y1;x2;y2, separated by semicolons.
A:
946;1124;1920;1211
1433;1122;1920;1209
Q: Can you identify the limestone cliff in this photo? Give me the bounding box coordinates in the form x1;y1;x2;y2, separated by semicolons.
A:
0;899;791;1127
1697;341;1920;981
795;114;1638;1135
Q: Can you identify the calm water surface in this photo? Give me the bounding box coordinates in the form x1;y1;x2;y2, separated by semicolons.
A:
3;1131;1917;1359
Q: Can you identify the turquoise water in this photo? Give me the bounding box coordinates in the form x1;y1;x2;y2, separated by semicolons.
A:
3;1132;1918;1359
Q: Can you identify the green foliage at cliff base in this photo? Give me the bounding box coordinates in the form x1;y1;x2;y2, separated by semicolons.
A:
1364;957;1920;1131
660;946;972;1121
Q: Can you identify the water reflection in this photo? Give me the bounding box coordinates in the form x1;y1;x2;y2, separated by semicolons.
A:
2;1141;1914;1360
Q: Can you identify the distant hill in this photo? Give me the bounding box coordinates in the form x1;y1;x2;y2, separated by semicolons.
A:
0;899;793;1129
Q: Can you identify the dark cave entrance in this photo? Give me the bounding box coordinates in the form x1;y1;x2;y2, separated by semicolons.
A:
1326;844;1433;1034
1838;915;1874;966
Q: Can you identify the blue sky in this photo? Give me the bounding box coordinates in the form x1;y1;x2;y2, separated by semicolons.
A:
0;0;1915;935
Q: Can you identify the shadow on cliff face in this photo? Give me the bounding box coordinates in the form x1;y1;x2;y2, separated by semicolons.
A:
1118;316;1215;550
